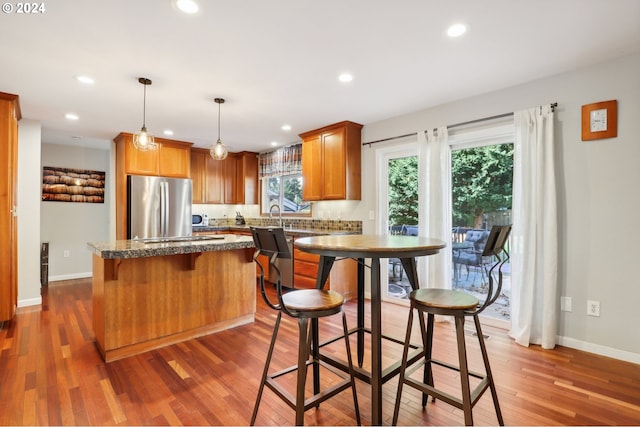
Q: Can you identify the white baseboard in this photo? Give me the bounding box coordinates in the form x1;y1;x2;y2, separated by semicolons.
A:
557;335;640;365
17;296;42;308
372;290;640;365
48;272;92;282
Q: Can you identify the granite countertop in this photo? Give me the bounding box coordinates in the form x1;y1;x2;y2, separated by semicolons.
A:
87;234;255;260
88;227;360;260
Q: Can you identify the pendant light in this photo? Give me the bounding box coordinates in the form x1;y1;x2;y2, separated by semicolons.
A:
133;77;157;151
210;97;228;160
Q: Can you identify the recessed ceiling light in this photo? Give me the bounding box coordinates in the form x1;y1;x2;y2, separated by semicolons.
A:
271;141;279;147
65;113;79;120
281;124;291;131
338;73;353;83
447;23;467;37
75;75;94;85
176;0;199;14
164;130;174;136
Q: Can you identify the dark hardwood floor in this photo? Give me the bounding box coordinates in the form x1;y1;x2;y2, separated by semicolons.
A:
0;278;639;425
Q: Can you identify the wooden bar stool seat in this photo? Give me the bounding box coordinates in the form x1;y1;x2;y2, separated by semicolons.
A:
392;225;512;426
249;227;360;426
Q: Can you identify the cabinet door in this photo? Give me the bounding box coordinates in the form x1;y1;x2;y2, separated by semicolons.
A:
224;154;240;204
123;136;159;175
0;93;19;321
190;151;206;203
241;153;259;204
205;155;225;204
302;135;322;201
159;143;190;178
321;128;347;200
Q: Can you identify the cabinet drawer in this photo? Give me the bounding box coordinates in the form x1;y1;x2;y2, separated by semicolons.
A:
294;247;320;263
294;259;319;279
294;274;329;289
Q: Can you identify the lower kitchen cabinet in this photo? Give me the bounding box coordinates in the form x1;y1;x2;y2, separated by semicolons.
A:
195;230;357;300
293;244;357;301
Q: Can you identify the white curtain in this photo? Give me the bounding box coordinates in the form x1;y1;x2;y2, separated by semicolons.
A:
418;128;452;289
510;105;558;349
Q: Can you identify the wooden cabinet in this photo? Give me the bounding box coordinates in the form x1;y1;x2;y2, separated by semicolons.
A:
0;92;20;322
114;132;193;240
224;152;258;204
190;149;258;205
299;121;363;201
114;132;192;178
293;246;326;289
191;148;224;204
293;239;357;300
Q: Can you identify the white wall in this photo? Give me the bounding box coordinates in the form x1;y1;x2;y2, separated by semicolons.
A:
17;119;42;307
40;143;110;282
356;53;640;362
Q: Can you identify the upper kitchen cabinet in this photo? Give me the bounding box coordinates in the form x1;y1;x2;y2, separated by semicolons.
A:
299;121;363;201
114;132;192;178
114;133;193;240
190;149;258;205
0;92;20;322
225;152;259;205
190;148;224;204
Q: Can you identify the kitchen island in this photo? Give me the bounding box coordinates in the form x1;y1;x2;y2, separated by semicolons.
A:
87;234;256;362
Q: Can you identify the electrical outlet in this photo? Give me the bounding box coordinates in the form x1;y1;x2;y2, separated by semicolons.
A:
587;300;600;317
63;250;70;258
560;296;572;312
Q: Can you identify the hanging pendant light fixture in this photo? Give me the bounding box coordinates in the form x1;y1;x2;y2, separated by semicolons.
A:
210;97;228;160
133;77;157;151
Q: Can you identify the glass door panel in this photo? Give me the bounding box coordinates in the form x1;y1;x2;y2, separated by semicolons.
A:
451;143;513;323
383;153;418;303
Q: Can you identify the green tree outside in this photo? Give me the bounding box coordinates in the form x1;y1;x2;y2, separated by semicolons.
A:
451;144;513;228
388;156;419;226
386;144;513;230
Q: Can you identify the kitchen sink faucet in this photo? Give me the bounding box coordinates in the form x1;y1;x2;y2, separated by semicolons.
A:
269;203;283;227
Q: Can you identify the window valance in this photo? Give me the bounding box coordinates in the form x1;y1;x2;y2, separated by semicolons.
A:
259;143;302;178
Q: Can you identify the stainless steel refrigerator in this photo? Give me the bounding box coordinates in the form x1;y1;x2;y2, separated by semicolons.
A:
127;175;192;239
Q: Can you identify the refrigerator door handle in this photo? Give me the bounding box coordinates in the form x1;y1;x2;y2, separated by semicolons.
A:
163;181;170;237
160;181;166;237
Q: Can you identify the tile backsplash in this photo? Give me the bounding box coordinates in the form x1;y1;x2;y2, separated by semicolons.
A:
209;217;362;233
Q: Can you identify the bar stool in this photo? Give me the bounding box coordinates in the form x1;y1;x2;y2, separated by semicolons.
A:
392;225;511;426
249;227;360;426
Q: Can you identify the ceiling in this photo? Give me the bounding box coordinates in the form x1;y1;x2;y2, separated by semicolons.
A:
1;1;639;153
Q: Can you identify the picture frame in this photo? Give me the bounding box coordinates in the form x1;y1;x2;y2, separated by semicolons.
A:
581;100;617;141
42;166;105;203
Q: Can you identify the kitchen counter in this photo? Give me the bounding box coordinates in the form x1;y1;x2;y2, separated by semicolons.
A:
89;233;256;363
87;234;255;260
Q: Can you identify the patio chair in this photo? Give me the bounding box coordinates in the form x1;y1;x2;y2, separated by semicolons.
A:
452;229;492;286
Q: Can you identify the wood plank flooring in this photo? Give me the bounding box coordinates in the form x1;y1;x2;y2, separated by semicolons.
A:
1;278;639;425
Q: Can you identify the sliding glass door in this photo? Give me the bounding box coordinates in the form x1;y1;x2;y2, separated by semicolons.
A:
450;126;514;326
378;145;419;303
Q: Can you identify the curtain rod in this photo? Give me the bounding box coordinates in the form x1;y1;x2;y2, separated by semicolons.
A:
362;102;557;147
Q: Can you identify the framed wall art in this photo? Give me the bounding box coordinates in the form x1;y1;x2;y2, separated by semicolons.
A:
581;99;617;141
42;167;105;203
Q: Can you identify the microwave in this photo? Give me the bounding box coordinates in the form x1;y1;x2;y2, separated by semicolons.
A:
192;213;209;227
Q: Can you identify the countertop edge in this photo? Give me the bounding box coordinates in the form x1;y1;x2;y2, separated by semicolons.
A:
87;235;256;260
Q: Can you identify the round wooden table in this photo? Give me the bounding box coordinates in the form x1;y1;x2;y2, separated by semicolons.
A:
294;234;446;425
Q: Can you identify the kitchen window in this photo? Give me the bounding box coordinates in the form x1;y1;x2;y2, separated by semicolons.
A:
260;174;310;215
259;144;311;216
